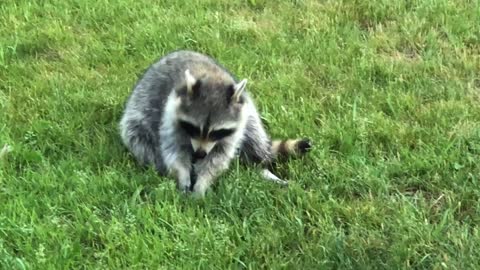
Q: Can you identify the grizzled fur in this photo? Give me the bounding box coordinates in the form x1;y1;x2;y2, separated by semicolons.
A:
119;50;310;197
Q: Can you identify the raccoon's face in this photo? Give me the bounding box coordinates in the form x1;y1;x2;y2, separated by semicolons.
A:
175;69;247;159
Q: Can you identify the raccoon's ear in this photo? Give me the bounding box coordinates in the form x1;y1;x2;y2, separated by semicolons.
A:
185;69;201;96
231;79;247;103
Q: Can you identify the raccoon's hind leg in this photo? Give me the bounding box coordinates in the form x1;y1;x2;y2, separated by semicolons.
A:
119;118;166;174
240;116;312;185
239;116;287;185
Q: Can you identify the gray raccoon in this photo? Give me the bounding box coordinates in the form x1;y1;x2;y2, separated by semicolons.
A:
119;50;311;197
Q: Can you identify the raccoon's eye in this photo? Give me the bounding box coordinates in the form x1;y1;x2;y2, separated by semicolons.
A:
179;121;201;137
209;128;235;141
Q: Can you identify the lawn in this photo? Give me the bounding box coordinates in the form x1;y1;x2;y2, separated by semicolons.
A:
1;0;479;268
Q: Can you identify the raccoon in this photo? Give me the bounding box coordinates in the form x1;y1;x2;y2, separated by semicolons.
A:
119;50;311;197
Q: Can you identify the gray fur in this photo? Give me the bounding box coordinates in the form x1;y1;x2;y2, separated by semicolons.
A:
119;50;290;197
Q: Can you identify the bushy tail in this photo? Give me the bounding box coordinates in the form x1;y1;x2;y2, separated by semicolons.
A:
271;138;312;159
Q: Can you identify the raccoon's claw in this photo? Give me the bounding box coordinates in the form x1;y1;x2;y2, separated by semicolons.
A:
176;182;191;193
179;186;190;194
275;179;289;186
297;138;312;154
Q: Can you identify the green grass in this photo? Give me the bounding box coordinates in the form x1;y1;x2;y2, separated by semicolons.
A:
1;0;479;268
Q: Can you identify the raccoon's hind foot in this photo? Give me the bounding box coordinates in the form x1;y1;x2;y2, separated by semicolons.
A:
271;138;312;159
261;169;288;186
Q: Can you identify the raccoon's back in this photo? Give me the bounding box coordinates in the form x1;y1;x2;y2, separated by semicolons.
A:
151;50;236;86
123;51;236;131
129;50;234;107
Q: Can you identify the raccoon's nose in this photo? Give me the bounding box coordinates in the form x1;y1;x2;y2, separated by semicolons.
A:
193;150;207;159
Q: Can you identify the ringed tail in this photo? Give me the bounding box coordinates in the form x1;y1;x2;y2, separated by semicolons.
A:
271;138;312;158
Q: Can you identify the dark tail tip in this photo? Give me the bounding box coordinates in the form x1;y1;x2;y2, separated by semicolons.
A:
297;138;312;154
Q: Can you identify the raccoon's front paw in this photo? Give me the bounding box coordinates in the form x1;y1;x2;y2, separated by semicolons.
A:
176;182;190;193
176;177;191;193
192;181;208;198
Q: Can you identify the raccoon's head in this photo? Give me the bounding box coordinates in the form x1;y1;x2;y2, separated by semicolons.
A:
175;69;247;159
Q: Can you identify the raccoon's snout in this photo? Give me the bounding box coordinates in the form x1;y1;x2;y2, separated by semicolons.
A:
193;150;207;159
190;138;216;159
